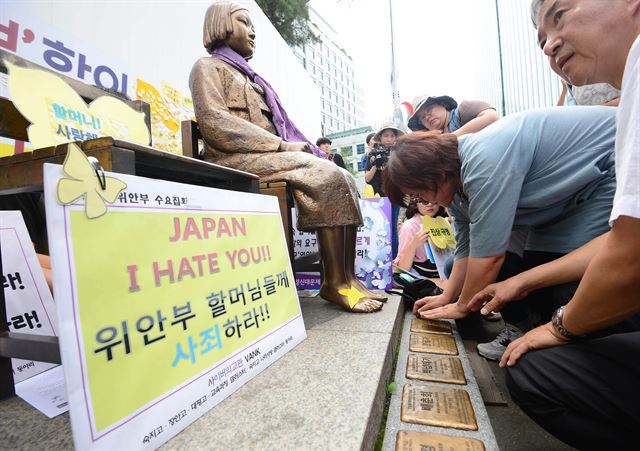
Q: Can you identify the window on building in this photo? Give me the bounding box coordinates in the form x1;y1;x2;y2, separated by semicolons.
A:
356;144;365;154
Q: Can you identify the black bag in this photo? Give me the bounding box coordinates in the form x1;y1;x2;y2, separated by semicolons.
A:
387;274;443;307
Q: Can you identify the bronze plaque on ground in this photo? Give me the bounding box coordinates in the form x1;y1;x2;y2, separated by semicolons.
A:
411;318;453;335
406;353;466;385
401;384;478;430
409;333;458;355
396;430;485;451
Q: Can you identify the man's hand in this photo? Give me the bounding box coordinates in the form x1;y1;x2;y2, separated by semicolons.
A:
499;322;570;368
421;301;469;320
468;276;530;315
413;292;452;316
279;141;310;153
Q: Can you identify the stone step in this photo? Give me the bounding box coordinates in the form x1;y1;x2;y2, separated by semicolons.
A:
382;311;499;451
162;292;404;450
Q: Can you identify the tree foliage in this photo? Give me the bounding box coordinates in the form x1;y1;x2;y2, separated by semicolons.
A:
255;0;319;47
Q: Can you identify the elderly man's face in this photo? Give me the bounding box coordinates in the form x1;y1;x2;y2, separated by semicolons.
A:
536;0;632;87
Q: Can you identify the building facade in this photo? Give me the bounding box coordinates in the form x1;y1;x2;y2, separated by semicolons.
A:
292;5;367;136
477;0;562;116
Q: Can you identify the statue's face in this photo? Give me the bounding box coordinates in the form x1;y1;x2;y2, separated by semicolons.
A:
226;9;255;59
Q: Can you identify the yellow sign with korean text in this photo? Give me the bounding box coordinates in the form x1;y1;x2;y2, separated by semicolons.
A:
6;62;150;149
44;165;306;450
422;216;456;249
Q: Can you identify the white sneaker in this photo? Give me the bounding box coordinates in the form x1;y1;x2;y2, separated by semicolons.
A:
477;324;524;361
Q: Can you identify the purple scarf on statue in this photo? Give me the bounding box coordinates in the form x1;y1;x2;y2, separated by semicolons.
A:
212;46;326;159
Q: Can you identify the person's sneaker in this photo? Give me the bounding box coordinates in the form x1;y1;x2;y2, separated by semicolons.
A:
477;324;524;361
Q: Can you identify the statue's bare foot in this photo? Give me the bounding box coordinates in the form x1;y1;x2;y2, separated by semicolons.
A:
349;277;388;302
319;283;383;313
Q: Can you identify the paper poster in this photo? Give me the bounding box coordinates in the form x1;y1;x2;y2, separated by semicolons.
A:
15;366;68;418
292;197;393;290
1;211;59;383
43;161;306;450
135;79;194;154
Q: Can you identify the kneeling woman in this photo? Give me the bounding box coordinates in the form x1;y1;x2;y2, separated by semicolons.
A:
394;199;446;278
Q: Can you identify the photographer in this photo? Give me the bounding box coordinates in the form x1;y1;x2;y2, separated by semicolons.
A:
364;123;404;197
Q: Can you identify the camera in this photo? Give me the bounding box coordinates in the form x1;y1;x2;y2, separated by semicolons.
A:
370;143;390;168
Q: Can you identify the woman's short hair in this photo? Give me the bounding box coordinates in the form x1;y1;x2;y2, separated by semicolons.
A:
382;132;460;206
203;1;248;54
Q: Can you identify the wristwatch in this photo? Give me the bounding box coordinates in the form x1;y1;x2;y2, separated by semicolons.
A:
551;306;582;340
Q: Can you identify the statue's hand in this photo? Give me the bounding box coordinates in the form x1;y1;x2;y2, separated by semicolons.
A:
279;141;311;153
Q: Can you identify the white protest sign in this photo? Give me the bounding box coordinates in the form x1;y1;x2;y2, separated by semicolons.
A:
43;154;306;450
1;210;58;383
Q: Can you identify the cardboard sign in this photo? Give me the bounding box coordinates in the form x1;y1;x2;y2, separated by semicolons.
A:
292;197;393;290
0;211;58;383
43;157;306;449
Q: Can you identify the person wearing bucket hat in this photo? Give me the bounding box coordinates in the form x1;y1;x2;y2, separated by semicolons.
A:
364;123;405;197
407;95;499;136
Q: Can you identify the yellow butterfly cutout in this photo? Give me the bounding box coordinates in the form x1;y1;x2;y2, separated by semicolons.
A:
338;286;367;309
6;61;150;150
57;143;127;219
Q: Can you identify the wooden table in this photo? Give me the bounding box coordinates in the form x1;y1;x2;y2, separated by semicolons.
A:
0;136;260;194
